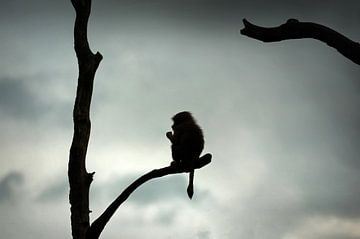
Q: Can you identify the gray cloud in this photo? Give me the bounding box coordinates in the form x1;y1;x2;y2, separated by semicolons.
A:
153;207;178;225
1;0;360;238
220;152;360;238
89;0;360;37
301;170;360;218
0;76;74;130
319;235;360;239
0;78;45;119
35;172;212;207
36;180;68;203
0;171;24;202
197;230;211;239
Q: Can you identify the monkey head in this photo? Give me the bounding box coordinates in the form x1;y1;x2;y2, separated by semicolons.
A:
171;111;196;128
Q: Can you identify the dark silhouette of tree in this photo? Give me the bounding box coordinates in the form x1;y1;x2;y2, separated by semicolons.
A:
68;1;211;239
240;18;360;66
68;0;102;238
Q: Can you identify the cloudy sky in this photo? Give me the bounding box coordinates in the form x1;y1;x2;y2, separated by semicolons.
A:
1;0;360;238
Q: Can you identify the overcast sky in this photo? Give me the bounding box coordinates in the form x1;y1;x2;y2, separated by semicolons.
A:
1;0;360;238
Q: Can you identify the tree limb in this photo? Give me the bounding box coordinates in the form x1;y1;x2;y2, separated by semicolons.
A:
240;18;360;65
69;0;102;239
86;153;212;239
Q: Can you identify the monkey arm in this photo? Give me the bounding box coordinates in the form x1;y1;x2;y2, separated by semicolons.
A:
87;153;212;238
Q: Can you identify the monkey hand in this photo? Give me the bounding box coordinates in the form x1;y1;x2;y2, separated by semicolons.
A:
166;131;173;142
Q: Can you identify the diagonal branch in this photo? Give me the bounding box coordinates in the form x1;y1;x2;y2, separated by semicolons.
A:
240;18;360;65
86;153;212;239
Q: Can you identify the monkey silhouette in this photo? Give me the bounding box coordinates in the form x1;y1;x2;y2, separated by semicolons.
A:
166;111;204;199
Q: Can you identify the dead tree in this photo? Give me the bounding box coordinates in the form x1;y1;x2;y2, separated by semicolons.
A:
68;0;102;238
68;1;211;239
240;18;360;66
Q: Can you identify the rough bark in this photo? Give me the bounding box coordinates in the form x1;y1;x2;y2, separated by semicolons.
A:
68;0;102;239
87;154;212;239
240;18;360;65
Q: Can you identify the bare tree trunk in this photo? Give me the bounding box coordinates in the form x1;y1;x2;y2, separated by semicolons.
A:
68;0;102;239
241;18;360;65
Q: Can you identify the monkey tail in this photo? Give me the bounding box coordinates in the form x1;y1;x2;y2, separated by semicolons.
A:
187;169;194;199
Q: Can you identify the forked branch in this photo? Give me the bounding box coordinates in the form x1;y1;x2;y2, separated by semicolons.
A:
241;18;360;65
86;154;212;239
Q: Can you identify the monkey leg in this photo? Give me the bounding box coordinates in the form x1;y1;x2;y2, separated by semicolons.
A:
171;144;185;163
